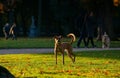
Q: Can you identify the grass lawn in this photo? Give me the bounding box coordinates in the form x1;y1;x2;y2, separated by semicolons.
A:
0;50;120;78
0;37;120;48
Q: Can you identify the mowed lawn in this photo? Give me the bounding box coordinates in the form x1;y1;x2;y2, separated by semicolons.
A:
0;37;120;48
0;50;120;78
0;37;120;78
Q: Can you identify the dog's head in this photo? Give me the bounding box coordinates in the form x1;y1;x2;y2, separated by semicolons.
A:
54;35;62;44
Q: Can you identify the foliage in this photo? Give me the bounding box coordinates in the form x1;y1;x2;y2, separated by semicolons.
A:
0;0;120;38
0;50;120;78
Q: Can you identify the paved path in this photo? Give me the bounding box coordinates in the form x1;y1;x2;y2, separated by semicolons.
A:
0;48;120;54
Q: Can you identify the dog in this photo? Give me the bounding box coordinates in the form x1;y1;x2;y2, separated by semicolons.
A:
54;33;76;64
102;32;110;48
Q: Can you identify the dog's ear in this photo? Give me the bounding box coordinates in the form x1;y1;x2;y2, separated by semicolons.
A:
54;36;57;38
59;35;62;38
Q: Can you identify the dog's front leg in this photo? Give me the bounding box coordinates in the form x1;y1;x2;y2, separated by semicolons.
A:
54;50;57;64
63;52;64;65
56;52;57;64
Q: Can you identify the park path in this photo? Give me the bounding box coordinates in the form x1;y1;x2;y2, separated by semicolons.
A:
0;48;120;54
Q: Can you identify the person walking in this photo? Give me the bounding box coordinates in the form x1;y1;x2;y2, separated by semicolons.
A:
77;11;88;48
9;23;18;40
3;23;10;40
86;11;96;48
77;26;87;48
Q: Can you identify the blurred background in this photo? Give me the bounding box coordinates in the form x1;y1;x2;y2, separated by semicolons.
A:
0;0;120;40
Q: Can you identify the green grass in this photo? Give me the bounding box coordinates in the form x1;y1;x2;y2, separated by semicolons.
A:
0;37;54;48
0;37;120;48
0;50;120;78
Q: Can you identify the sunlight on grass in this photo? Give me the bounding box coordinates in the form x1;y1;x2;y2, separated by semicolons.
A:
0;51;120;78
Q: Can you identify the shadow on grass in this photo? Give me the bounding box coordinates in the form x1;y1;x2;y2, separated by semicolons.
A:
75;50;120;60
30;50;120;60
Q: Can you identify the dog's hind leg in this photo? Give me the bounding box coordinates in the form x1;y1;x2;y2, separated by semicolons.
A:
54;51;57;64
67;51;75;63
72;54;75;63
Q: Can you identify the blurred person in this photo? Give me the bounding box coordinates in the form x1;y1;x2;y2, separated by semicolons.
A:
77;25;87;48
3;23;10;40
77;11;88;48
9;23;18;40
86;11;96;48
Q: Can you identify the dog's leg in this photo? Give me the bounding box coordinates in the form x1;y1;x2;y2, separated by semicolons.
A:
70;55;74;63
54;50;57;64
67;50;75;63
107;42;110;48
102;43;105;48
71;54;75;63
56;52;57;64
108;45;109;48
63;52;64;65
73;55;75;63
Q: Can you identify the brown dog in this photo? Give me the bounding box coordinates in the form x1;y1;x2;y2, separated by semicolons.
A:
54;33;76;64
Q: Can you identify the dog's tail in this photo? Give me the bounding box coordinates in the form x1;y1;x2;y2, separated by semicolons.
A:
67;33;76;44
